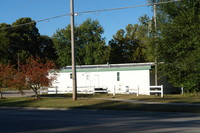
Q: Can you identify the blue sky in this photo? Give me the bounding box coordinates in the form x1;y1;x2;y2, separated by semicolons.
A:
1;0;153;44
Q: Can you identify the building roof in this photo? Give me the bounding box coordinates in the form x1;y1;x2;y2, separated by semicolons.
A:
60;62;154;73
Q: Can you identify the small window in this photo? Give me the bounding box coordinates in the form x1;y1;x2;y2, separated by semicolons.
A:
117;72;120;81
70;73;72;79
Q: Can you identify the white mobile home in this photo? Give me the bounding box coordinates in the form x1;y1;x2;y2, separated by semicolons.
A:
49;63;159;95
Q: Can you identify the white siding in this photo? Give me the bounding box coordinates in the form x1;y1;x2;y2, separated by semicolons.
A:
51;69;150;95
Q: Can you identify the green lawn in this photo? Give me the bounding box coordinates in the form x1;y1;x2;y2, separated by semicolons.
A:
41;93;200;104
0;93;200;113
112;94;200;104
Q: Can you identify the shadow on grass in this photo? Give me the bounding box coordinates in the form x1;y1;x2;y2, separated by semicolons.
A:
71;100;200;113
0;98;37;107
1;96;200;113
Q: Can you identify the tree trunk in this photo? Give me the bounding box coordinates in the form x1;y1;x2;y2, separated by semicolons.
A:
36;91;39;99
33;89;39;99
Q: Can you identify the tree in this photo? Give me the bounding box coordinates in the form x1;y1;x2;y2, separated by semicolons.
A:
39;35;58;61
148;0;200;92
0;17;58;66
109;17;150;64
15;57;57;99
77;19;108;65
10;18;41;65
0;23;13;64
53;26;72;66
0;64;16;98
53;18;109;66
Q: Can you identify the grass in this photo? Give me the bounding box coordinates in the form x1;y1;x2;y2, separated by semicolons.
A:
40;93;200;104
134;94;200;104
93;93;200;104
103;93;200;104
0;97;108;108
0;93;200;113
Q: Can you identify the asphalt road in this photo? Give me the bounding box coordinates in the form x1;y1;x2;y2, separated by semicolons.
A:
0;108;199;133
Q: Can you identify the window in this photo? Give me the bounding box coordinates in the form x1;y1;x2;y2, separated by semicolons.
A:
117;72;120;81
70;73;72;79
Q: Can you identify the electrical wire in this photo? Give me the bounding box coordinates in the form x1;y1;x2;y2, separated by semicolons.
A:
0;0;181;31
0;13;71;31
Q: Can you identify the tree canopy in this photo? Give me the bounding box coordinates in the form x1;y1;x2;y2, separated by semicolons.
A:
149;0;200;92
18;57;57;98
0;64;16;98
109;15;151;64
53;18;109;66
0;57;57;99
0;17;57;66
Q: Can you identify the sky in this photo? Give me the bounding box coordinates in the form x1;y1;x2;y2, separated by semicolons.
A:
1;0;153;44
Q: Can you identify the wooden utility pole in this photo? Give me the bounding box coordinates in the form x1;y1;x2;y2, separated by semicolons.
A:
153;2;158;86
70;0;77;100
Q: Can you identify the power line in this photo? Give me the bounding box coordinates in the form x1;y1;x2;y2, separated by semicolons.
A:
0;13;71;31
0;0;181;31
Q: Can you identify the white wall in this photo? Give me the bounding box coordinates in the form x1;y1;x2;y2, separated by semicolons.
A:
51;69;150;95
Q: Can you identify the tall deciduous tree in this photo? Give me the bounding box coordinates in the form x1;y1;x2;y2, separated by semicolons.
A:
0;17;58;65
109;17;150;63
53;18;109;66
11;18;41;64
39;35;58;61
0;23;13;64
148;0;200;92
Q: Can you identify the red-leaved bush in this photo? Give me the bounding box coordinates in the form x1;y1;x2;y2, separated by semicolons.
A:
15;57;57;99
0;57;57;99
0;64;16;98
